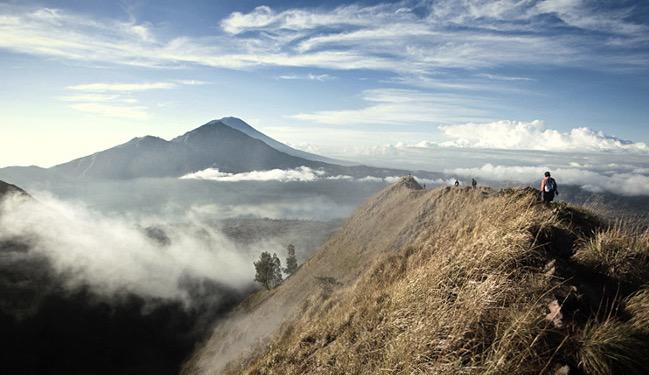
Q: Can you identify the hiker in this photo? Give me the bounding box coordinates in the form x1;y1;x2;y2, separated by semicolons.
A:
540;171;559;204
454;179;459;187
471;178;477;189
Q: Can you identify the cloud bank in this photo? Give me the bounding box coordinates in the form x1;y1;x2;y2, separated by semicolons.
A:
438;120;649;153
180;166;448;186
449;163;649;196
180;167;325;182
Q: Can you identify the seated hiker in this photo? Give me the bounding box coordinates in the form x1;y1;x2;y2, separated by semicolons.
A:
471;178;477;188
454;179;460;187
540;171;559;204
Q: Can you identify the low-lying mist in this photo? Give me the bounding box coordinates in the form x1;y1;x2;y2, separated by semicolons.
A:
1;177;392;219
0;192;254;302
0;190;337;374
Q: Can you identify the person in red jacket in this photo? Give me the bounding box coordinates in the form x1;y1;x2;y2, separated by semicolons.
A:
540;171;559;204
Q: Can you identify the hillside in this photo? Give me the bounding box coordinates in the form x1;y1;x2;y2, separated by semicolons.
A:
184;178;649;374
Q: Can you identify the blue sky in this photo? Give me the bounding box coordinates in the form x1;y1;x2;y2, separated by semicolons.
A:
1;0;649;167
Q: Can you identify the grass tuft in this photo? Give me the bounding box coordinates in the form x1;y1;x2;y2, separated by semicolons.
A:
578;319;648;375
573;224;649;284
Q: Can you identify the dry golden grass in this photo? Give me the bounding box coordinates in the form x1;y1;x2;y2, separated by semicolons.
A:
577;319;648;375
187;178;649;375
573;224;649;285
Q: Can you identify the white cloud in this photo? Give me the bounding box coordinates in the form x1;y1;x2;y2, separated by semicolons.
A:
534;0;647;36
178;166;448;187
67;82;177;92
290;88;494;125
58;93;138;103
476;73;534;81
220;4;383;34
0;1;646;76
174;79;211;86
438;120;649;153
60;80;205;119
180;166;325;182
67;102;149;120
448;163;649;196
277;73;334;81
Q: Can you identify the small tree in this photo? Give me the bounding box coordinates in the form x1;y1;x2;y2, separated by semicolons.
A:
284;244;298;276
254;251;274;290
255;251;284;290
272;253;283;287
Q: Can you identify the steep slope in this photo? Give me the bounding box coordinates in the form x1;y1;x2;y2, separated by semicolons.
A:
218;117;355;166
183;177;432;373
185;179;649;375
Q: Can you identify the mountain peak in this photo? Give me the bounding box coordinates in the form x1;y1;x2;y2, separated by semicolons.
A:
129;135;165;142
197;117;253;133
218;116;250;127
397;175;423;190
123;135;168;148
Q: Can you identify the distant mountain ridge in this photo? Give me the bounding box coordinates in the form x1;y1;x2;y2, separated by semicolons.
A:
51;120;327;179
0;118;415;181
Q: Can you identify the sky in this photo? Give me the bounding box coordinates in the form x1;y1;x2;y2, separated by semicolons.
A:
1;0;649;167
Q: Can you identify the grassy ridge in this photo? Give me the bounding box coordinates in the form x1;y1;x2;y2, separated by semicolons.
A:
223;180;649;374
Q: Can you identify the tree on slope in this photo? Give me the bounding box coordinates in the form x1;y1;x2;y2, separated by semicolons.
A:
284;244;298;276
254;251;283;290
271;253;283;287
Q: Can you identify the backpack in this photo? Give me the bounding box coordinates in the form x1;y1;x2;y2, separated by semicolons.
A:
544;178;556;193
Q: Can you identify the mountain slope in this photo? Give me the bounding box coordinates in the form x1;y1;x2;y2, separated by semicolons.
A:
185;180;649;375
218;117;355;166
51;135;184;179
170;121;331;172
183;177;433;373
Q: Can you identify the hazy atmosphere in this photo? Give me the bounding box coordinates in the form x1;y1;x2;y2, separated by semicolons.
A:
2;1;649;374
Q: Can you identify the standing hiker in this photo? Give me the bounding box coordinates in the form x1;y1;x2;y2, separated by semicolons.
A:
471;178;477;189
540;171;559;204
